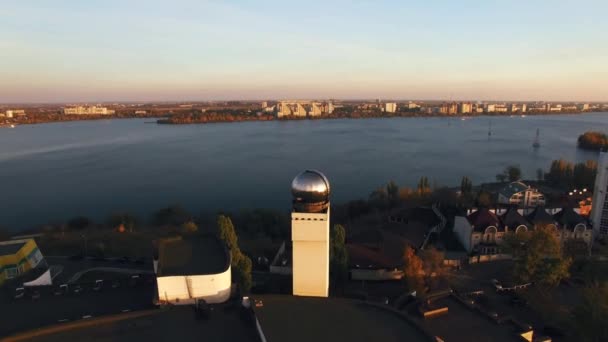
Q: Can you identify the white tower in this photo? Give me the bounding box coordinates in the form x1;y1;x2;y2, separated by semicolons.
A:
591;152;608;236
291;170;330;297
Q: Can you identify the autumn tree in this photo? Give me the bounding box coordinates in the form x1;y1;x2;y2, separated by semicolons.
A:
420;247;445;277
217;215;252;293
417;176;431;196
402;246;426;295
505;227;571;287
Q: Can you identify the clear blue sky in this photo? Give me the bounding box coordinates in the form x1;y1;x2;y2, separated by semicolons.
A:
2;0;607;102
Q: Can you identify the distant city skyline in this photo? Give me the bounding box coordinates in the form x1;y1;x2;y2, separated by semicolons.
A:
2;0;608;103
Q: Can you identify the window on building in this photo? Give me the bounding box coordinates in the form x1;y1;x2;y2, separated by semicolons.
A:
5;267;19;279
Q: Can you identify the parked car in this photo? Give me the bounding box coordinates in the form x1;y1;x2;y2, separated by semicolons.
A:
54;284;69;296
14;287;25;300
93;279;104;292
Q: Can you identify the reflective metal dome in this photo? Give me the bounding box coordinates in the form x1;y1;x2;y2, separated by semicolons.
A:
291;170;330;211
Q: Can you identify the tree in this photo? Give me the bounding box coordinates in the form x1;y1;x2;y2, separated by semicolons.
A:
505;165;522;182
330;224;349;290
181;220;199;233
108;213;137;232
460;176;473;196
573;283;608;342
217;215;238;251
217;215;252;293
417;176;431;196
577;131;608;151
386;181;399;207
420;247;445;277
154;205;190;226
476;191;492;207
402;246;426;295
505;227;571;287
573;160;597;189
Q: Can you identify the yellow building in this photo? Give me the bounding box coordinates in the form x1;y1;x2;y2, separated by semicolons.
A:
0;239;45;284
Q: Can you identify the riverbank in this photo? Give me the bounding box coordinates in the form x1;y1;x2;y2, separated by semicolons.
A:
156;109;605;125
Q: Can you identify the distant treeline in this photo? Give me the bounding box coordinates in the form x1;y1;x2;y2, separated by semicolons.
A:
578;131;608;151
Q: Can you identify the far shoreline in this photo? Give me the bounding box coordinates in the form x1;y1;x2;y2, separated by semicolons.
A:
2;110;606;127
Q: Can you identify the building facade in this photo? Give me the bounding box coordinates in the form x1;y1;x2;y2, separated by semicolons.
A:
63;106;115;115
592;152;608;236
454;206;592;255
384;102;398;113
497;181;545;208
0;239;45;284
276;101;333;118
155;235;231;305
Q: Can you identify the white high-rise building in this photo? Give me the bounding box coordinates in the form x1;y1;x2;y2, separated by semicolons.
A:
384;102;397;113
592;152;608;236
291;170;330;297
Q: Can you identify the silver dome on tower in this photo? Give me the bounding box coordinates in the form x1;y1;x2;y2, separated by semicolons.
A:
291;170;330;213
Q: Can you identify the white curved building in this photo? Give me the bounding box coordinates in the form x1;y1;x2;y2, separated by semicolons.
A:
155;235;231;305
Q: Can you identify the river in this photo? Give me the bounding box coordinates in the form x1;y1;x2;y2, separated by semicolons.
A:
0;113;606;230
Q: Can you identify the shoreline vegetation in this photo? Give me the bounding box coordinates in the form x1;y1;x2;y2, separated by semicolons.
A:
577;131;608;151
156;108;605;125
2;106;606;126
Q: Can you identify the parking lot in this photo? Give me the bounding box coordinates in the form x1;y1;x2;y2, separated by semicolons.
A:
1;256;157;337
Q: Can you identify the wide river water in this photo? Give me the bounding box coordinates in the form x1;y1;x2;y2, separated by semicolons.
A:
1;113;606;230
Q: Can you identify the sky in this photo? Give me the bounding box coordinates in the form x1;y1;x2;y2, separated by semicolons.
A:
1;0;607;103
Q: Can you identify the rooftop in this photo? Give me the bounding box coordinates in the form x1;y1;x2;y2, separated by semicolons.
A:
156;235;230;277
0;240;27;256
252;295;434;342
415;295;529;342
499;181;529;198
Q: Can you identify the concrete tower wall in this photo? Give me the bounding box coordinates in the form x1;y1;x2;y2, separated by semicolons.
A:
292;209;330;297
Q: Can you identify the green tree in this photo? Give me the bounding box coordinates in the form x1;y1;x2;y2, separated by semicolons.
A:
217;215;252;293
402;246;426;295
330;224;349;290
573;283;608;342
